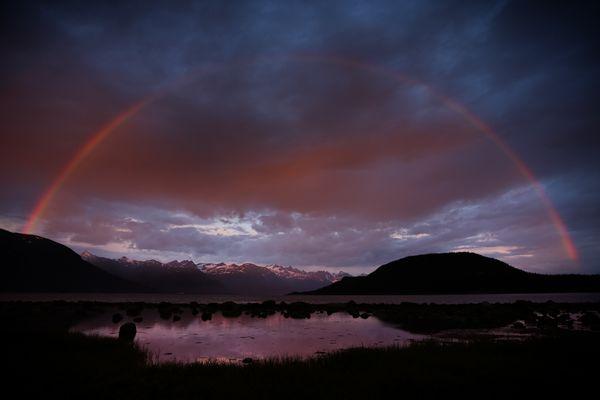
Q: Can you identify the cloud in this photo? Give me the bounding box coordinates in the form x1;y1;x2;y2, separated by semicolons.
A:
36;183;589;274
1;0;599;272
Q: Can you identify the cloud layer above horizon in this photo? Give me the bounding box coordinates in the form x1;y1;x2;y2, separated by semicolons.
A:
1;0;599;273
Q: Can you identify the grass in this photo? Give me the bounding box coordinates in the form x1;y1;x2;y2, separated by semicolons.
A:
2;300;600;399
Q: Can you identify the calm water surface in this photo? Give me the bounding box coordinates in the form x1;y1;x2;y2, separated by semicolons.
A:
72;310;423;363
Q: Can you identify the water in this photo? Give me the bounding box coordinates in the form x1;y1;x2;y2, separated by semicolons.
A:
72;310;423;363
15;291;598;364
4;292;600;304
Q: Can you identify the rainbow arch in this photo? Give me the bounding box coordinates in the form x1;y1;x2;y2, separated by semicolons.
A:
22;54;579;262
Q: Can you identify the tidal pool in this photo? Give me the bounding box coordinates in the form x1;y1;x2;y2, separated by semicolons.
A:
73;310;423;363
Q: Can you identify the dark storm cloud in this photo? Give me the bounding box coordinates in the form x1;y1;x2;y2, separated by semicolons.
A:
1;0;599;272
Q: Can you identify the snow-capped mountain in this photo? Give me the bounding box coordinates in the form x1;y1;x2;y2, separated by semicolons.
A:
264;264;351;283
200;262;348;282
199;262;351;294
81;252;222;294
200;262;277;277
82;252;351;295
98;254;197;270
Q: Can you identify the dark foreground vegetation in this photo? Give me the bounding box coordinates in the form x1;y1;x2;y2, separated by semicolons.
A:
2;300;600;399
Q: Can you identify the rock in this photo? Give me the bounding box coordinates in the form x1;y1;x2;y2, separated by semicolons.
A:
512;321;526;330
112;313;123;324
133;316;143;323
126;307;142;317
222;308;242;318
579;311;600;330
360;313;370;319
287;302;313;319
242;357;253;364
201;312;212;321
261;300;276;308
537;314;558;329
159;309;172;320
173;315;181;322
118;322;137;342
221;302;242;318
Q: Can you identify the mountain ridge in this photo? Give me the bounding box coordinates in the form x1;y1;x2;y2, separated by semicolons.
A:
82;252;350;295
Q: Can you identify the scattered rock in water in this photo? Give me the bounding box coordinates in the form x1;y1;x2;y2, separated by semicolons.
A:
201;312;213;321
579;311;600;330
242;357;253;364
126;307;142;317
112;313;123;324
118;322;137;342
512;321;526;330
262;300;276;308
286;302;313;319
222;309;242;318
556;313;573;328
536;314;558;329
159;311;171;319
360;313;370;319
221;302;242;318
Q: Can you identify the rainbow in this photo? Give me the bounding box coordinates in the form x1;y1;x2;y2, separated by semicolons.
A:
22;98;152;234
22;54;579;262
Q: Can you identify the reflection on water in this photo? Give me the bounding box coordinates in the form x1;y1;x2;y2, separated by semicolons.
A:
73;311;423;363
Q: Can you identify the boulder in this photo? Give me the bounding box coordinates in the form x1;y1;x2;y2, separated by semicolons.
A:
112;313;123;324
118;322;137;342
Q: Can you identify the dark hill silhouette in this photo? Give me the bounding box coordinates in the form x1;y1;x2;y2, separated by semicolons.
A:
0;229;141;292
303;252;600;295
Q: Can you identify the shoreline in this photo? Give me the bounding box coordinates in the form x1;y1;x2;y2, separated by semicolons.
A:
2;291;600;304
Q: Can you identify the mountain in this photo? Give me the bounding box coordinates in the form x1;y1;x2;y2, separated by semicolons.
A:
200;262;349;295
83;253;349;295
0;229;140;292
81;252;223;294
303;252;600;295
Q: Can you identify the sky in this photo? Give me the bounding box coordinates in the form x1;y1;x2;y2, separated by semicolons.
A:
1;0;599;274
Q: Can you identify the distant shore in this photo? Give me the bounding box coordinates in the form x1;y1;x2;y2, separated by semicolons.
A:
2;291;600;304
